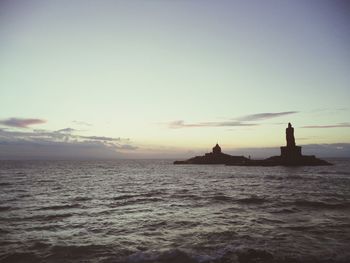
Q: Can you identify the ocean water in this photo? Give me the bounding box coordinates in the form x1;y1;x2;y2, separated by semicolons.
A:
0;159;350;263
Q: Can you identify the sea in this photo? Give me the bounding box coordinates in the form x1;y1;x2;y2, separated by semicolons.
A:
0;159;349;263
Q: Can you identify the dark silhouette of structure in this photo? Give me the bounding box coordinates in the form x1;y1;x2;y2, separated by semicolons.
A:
212;143;221;155
286;122;296;147
173;143;248;165
280;123;302;159
174;123;332;166
232;122;331;166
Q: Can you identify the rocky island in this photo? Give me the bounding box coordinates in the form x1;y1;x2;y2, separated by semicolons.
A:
174;143;248;165
174;123;332;166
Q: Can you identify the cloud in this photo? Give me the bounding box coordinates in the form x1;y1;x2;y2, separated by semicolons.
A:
0;118;46;128
167;111;298;129
80;135;122;142
237;111;298;121
72;120;92;126
0;140;123;160
117;144;138;150
0;128;137;159
302;123;350;128
168;120;258;129
55;128;76;133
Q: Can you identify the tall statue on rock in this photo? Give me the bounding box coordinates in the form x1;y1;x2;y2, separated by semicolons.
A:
281;122;301;159
286;122;296;147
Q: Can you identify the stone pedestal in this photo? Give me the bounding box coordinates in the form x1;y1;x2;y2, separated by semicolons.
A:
280;146;302;159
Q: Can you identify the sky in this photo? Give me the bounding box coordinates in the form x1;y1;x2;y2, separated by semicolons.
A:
0;0;350;159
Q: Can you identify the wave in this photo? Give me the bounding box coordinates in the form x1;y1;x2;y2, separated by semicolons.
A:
318;171;350;176
44;213;75;220
108;197;163;208
73;196;91;201
284;225;316;231
170;193;202;200
30;224;64;231
112;191;165;201
37;180;55;184
0;249;347;263
142;190;164;197
237;195;266;204
0;212;76;223
203;194;267;205
0;228;10;234
264;175;284;180
211;194;234;202
198;194;269;205
0;206;11;212
112;194;139;200
14;172;26;177
49;244;109;256
235;248;273;263
126;249;196;263
265;174;318;181
124;247;350;263
124;247;345;263
18;213;75;221
2;160;350;263
0;252;40;263
1;244;349;263
29;241;51;250
293;200;350;209
38;204;81;210
269;208;297;214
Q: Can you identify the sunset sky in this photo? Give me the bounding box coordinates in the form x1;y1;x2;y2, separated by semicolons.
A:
1;0;349;159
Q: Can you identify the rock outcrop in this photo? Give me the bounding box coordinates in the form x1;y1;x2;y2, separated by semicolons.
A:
174;143;248;165
174;123;332;166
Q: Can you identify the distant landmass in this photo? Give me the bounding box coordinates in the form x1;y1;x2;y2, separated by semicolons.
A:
174;123;332;166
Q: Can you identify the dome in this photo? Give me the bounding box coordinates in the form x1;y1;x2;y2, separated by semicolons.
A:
212;143;221;154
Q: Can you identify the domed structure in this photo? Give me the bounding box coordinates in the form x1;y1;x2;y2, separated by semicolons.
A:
212;143;221;154
174;142;248;164
174;123;331;166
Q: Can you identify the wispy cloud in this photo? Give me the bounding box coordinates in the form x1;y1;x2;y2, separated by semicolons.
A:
0;126;137;159
167;111;298;129
237;111;298;121
118;144;138;150
80;135;123;142
302;123;350;128
1;126;130;144
56;128;76;133
0;118;46;128
72;120;92;126
168;120;258;129
0;140;123;160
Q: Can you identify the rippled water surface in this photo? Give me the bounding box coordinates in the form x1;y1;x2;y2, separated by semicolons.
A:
1;159;350;263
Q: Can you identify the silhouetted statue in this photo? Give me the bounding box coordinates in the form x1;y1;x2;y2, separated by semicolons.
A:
281;122;301;159
286;122;296;147
174;124;332;166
